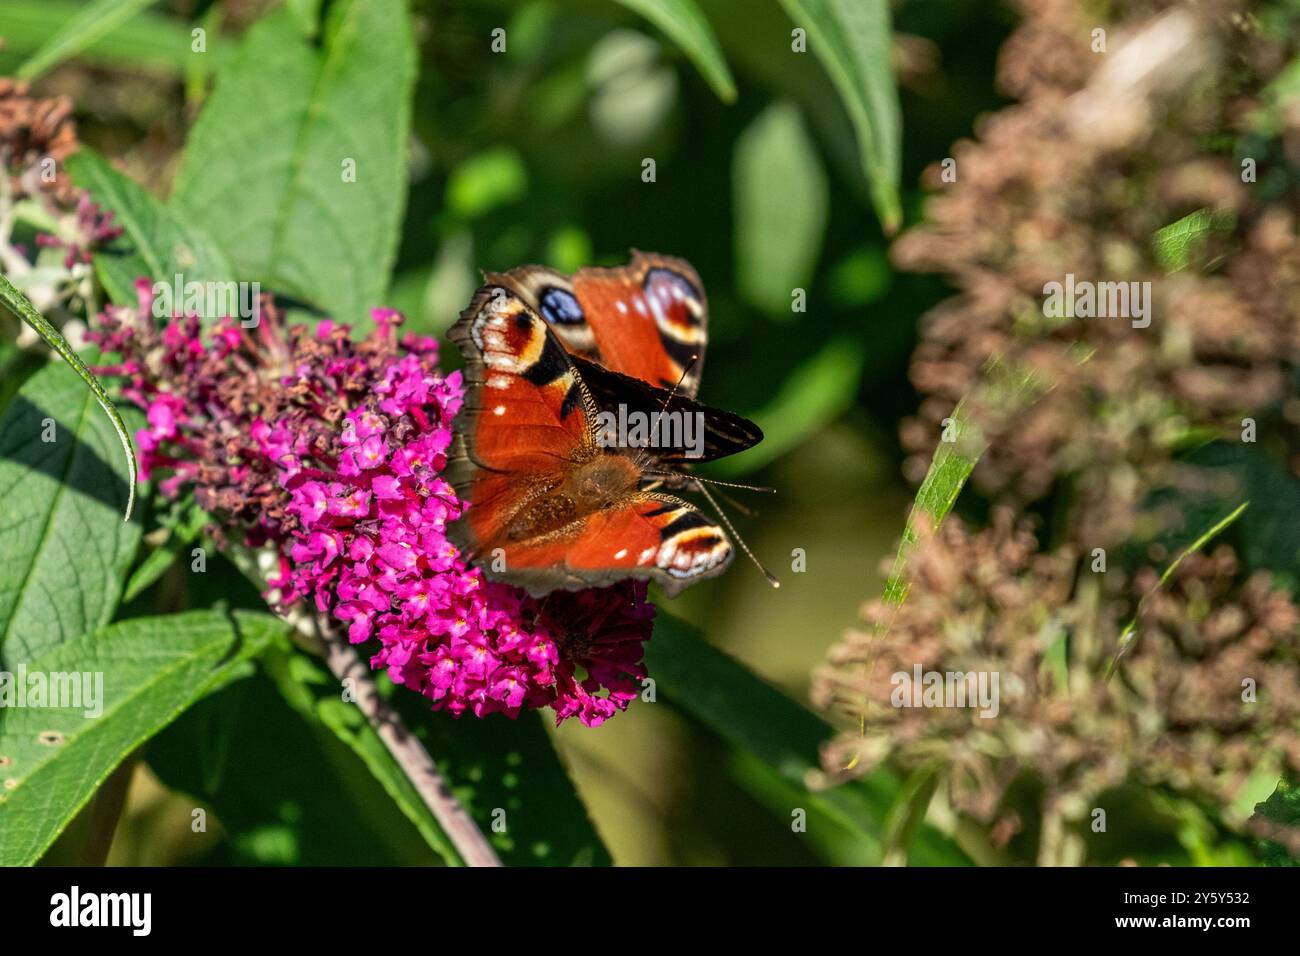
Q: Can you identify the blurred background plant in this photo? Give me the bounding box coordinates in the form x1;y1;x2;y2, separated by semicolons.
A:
818;0;1300;866
0;0;1295;866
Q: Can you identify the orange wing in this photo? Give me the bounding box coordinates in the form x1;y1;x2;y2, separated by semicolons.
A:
477;492;733;598
483;250;708;394
447;282;733;596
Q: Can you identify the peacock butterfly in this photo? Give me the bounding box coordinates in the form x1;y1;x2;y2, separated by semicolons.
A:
446;251;767;597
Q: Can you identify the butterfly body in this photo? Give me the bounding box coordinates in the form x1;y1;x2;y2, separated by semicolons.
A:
448;252;761;597
499;451;640;544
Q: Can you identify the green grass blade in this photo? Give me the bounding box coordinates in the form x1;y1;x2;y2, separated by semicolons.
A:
881;398;983;608
1106;501;1250;678
843;362;1044;768
0;0;193;76
0;274;136;521
16;0;159;80
882;361;1045;609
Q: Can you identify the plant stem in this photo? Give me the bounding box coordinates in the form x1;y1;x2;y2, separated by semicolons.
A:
228;543;501;867
316;628;503;867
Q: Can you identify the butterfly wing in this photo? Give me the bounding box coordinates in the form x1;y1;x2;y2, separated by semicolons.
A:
447;284;599;555
483;492;733;598
572;355;762;465
448;282;733;597
485;250;708;396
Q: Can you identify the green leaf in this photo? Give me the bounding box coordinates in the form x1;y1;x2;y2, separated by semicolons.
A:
1252;777;1300;866
260;643;460;865
0;343;45;418
0;360;142;665
1250;54;1300;136
16;0;159;80
226;546;608;865
284;0;325;36
0;0;195;75
879;761;942;865
1152;207;1234;273
714;336;864;476
146;665;448;865
1154;502;1250;592
446;148;529;220
733;100;829;318
121;502;209;604
828;245;891;307
0;275;137;520
66;149;235;309
827;363;1040;779
612;0;736;102
727;749;877;864
386;674;613;866
169;0;416;323
775;0;901;232
645;613;967;865
0;609;287;866
1186;443;1300;594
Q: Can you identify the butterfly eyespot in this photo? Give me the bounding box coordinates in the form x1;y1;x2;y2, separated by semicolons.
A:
450;253;761;597
539;287;584;325
644;267;700;303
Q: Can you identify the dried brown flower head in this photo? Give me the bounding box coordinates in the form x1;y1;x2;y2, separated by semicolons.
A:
892;0;1300;547
0;77;79;204
814;513;1300;862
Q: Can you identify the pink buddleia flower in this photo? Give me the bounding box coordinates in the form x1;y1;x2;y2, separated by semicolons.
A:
34;192;123;268
90;291;654;726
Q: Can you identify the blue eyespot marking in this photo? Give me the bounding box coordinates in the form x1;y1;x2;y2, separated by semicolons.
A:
539;287;584;325
644;267;700;303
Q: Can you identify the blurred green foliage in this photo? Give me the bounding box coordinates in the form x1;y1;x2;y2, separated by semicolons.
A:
0;0;1038;866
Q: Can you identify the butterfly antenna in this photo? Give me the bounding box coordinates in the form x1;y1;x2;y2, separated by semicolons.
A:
683;474;775;494
656;353;699;416
641;472;774;518
709;483;757;518
641;471;774;495
691;478;780;589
